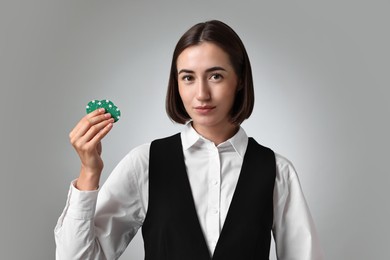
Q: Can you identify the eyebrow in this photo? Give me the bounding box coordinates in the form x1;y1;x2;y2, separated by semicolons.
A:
178;66;227;74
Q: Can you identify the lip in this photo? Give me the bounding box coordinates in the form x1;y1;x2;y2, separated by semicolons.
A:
194;105;216;114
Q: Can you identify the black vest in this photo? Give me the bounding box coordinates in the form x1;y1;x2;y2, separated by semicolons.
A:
142;133;276;260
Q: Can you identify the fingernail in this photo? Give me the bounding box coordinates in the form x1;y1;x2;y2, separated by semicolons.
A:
99;108;105;113
105;113;112;118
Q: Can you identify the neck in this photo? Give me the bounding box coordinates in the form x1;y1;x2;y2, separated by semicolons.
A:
191;122;239;145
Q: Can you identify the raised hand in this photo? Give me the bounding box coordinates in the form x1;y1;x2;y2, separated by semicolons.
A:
69;108;114;190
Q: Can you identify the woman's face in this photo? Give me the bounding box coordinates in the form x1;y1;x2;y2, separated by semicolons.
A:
177;42;239;134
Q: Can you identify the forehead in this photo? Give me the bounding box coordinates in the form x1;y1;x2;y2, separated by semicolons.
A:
176;42;232;70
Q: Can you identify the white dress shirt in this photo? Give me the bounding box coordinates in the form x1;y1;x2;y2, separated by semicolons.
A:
55;124;324;259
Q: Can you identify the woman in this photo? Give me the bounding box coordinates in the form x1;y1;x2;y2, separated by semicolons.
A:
55;20;324;259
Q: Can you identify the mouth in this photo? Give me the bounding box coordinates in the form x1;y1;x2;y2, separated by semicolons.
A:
194;105;216;114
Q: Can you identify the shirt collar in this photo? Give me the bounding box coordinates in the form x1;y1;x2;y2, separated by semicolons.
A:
181;122;248;158
181;122;200;150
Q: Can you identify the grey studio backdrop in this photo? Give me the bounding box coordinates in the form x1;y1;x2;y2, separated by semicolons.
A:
0;1;389;259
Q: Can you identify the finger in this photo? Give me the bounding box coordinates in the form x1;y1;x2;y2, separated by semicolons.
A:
78;113;112;138
77;120;113;152
69;108;106;138
89;121;114;146
71;118;113;154
81;118;114;144
71;111;112;141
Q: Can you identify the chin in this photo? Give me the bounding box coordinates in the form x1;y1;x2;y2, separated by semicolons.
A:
192;117;230;129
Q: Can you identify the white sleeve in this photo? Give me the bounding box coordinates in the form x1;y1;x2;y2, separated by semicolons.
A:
272;154;324;260
54;144;150;260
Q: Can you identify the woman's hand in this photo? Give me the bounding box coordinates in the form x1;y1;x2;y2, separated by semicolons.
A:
69;108;114;190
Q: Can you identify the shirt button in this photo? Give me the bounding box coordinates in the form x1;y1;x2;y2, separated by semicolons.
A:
212;180;219;186
213;209;219;214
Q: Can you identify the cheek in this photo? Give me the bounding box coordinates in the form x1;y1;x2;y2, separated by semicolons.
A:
178;86;190;106
222;85;238;102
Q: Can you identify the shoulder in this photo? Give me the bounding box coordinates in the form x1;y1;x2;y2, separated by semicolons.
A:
274;153;299;183
129;143;150;157
117;143;151;171
246;137;297;181
122;132;181;165
273;153;303;204
150;133;181;146
248;140;298;183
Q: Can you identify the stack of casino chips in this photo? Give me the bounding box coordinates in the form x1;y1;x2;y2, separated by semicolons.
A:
86;99;121;122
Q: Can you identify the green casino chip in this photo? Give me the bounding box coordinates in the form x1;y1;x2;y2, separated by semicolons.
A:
86;99;121;122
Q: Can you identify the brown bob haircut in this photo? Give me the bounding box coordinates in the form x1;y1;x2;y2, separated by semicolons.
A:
166;20;255;125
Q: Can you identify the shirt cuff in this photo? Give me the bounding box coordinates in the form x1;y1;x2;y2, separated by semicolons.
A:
67;179;99;220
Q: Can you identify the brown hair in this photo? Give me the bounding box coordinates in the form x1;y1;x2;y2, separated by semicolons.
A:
166;20;254;125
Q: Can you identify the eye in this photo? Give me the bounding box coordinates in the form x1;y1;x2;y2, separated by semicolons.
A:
210;73;223;81
181;75;194;82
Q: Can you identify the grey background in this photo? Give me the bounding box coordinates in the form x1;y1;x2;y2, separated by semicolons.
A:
1;0;389;259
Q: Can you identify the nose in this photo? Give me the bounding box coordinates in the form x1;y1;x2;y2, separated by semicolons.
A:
196;80;211;101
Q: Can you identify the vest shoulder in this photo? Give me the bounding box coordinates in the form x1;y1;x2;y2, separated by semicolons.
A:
248;137;275;155
151;133;181;145
150;133;182;155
